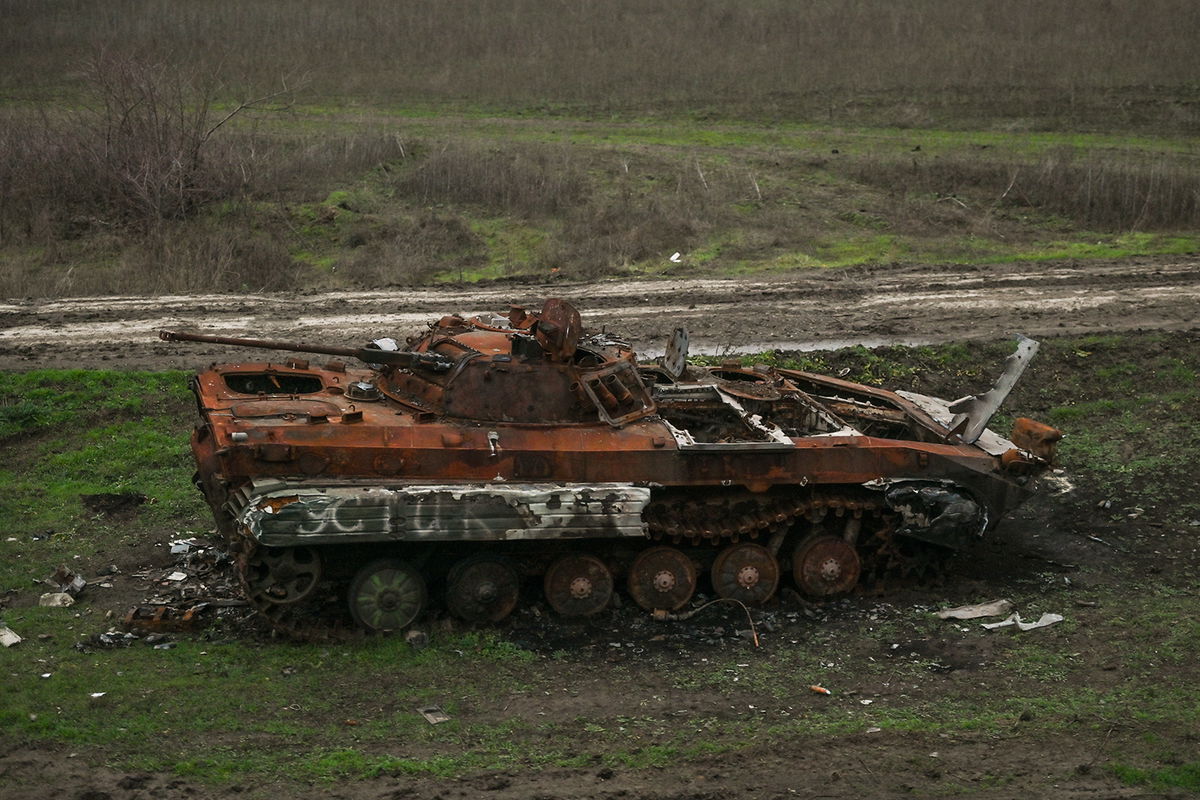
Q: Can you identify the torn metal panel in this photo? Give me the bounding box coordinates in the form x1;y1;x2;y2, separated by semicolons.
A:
946;335;1039;443
660;327;689;380
239;482;651;546
896;390;1020;457
653;384;809;451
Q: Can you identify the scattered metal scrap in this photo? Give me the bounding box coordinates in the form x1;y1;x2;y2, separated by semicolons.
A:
417;705;451;724
120;535;246;635
46;565;87;595
982;612;1064;631
39;566;88;607
124;604;205;632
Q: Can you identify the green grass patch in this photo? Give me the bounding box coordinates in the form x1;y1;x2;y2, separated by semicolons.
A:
0;370;202;589
1108;761;1200;792
2;336;1199;790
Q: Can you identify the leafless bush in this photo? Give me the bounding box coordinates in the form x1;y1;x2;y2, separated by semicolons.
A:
0;53;294;244
74;53;241;225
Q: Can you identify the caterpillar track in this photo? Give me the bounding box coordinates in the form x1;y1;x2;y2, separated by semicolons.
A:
163;298;1060;634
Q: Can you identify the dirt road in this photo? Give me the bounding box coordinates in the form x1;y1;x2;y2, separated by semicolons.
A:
1;257;1197;370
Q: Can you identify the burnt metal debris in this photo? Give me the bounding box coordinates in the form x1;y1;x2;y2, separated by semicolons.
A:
161;298;1061;633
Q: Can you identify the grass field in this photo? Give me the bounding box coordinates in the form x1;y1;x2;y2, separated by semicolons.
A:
1;5;1198;795
1;334;1198;796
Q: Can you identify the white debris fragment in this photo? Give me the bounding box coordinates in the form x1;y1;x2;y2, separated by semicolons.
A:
39;592;76;607
981;612;1064;631
169;537;205;555
0;626;22;647
669;252;682;263
165;571;188;582
936;599;1013;620
1041;470;1075;495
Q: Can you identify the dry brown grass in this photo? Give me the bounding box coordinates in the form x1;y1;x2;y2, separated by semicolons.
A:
3;1;1199;129
391;141;587;216
338;212;484;287
846;151;1200;230
388;143;754;278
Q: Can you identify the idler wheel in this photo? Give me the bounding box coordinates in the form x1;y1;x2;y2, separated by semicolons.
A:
627;546;697;612
348;558;427;632
543;554;613;617
711;543;779;605
793;535;861;596
446;556;521;624
243;546;322;605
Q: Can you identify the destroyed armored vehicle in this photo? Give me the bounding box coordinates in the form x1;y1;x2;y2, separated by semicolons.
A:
163;299;1060;631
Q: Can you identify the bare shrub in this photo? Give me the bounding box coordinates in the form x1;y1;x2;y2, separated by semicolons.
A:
0;53;293;244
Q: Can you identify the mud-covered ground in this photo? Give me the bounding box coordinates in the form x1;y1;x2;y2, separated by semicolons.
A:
2;257;1199;799
1;256;1198;370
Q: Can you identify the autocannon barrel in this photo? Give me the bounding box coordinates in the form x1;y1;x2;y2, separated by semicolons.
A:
158;330;451;371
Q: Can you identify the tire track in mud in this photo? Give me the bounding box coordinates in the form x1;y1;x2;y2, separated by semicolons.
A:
1;257;1197;369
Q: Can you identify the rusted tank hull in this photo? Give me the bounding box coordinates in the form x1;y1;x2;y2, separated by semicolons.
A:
169;299;1058;631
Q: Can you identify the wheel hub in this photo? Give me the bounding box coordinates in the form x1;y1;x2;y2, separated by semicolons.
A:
653;570;676;592
241;545;323;606
447;557;520;624
347;558;427;632
736;565;760;588
819;558;841;581
544;554;613;617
